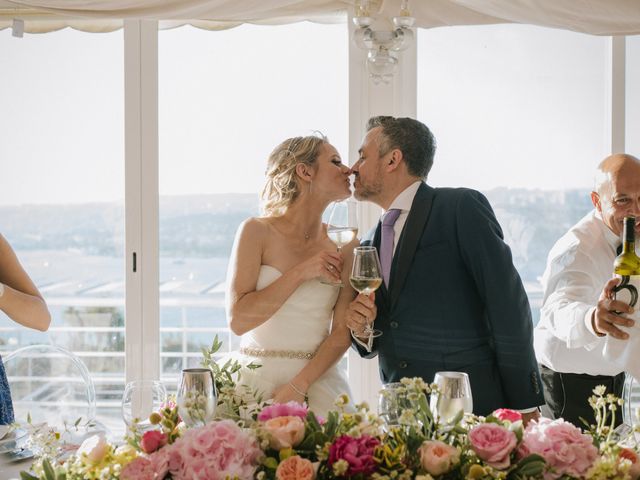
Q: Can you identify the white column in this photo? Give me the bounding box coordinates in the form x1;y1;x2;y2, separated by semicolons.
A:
604;36;626;154
124;20;160;383
347;12;417;408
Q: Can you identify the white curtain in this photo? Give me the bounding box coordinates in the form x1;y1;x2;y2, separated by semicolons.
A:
0;0;639;34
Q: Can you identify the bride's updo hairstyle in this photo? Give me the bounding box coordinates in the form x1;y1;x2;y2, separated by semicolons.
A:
261;133;328;217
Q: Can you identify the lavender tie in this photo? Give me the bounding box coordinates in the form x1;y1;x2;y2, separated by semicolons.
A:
380;209;401;287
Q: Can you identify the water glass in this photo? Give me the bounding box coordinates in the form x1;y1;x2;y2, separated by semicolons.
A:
121;380;167;430
177;368;217;427
378;382;411;429
429;371;473;423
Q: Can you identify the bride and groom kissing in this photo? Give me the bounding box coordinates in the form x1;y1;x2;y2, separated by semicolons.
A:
225;116;543;425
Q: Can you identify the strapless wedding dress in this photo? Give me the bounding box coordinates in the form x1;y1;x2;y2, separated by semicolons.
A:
233;265;353;417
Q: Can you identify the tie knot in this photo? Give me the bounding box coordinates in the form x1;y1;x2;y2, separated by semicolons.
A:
382;209;401;227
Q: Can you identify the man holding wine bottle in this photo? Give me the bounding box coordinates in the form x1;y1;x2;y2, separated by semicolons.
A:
534;153;640;428
345;116;544;422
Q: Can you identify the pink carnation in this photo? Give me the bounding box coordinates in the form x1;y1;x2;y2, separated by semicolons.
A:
140;430;168;454
258;402;308;421
469;423;517;469
518;418;598;479
168;419;262;480
120;457;155;480
328;435;380;476
493;408;523;423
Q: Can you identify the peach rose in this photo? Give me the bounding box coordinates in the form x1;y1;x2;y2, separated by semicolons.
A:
418;440;460;476
620;447;640;479
263;415;305;450
76;434;109;464
276;455;316;480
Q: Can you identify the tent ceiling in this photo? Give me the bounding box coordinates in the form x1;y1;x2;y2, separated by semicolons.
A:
0;0;639;35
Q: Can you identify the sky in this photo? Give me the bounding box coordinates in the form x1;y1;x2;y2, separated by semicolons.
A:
0;23;638;206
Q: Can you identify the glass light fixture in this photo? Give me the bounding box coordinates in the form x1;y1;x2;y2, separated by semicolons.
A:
352;0;416;84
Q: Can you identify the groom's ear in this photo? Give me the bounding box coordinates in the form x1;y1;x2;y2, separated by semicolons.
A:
385;149;403;172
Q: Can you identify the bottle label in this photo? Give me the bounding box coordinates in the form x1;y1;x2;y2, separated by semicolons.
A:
604;275;640;380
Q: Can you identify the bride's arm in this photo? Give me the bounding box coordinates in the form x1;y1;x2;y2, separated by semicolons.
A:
226;218;342;336
274;237;358;402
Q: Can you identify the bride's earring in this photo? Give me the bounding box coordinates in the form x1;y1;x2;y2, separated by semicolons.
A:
308;180;313;195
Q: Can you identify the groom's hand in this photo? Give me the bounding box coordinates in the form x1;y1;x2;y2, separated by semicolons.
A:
346;293;377;339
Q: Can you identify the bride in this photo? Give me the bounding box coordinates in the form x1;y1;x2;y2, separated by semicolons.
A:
225;134;356;416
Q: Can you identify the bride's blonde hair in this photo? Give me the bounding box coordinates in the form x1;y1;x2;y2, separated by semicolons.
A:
261;134;328;217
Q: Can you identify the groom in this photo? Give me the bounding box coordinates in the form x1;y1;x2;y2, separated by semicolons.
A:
345;116;543;421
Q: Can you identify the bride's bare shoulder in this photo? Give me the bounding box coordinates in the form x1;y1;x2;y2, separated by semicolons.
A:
237;216;272;240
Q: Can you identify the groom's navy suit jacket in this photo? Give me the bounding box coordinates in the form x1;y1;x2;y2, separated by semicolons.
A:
354;182;544;415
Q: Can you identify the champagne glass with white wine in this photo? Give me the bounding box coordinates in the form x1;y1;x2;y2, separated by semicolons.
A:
350;246;383;338
324;200;359;286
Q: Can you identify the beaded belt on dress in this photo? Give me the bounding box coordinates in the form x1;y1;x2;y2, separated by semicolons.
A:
240;346;315;360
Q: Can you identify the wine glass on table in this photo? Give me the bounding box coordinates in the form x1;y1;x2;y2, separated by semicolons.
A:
350;246;383;338
429;371;473;423
324;200;359;286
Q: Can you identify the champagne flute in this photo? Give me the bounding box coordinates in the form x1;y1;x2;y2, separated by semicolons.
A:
350;246;383;337
324;200;359;286
429;371;473;423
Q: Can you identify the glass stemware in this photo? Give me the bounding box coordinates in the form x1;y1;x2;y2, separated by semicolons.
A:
378;382;411;430
323;200;359;286
176;368;217;427
429;371;473;423
121;380;167;431
350;246;383;338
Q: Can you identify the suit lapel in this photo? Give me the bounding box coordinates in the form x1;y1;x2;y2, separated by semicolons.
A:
389;183;435;308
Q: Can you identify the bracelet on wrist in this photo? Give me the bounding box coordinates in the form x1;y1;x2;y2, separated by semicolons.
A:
0;282;4;298
289;381;309;403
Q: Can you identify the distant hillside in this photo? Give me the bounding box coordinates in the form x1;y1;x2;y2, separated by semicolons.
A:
0;189;594;282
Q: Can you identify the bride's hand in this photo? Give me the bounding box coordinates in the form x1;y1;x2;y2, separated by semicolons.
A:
296;250;343;283
273;382;307;404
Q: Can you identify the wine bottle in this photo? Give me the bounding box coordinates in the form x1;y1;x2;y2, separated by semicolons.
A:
604;216;640;377
613;216;640;276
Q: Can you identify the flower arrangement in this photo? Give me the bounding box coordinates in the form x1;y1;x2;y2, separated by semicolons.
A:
19;344;640;480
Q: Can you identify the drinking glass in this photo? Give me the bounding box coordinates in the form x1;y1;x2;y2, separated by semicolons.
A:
121;380;167;430
350;246;383;338
324;200;359;286
429;371;473;423
176;368;217;427
378;382;411;429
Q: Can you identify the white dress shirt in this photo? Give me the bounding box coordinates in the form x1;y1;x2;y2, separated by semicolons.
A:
352;182;421;352
534;209;623;376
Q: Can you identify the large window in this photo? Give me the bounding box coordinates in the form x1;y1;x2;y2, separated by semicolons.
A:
0;29;125;430
417;24;607;323
157;23;348;392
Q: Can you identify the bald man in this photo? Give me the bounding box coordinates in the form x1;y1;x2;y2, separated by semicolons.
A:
534;153;640;428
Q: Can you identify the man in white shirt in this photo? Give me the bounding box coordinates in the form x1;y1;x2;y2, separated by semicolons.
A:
345;116;543;423
534;153;640;427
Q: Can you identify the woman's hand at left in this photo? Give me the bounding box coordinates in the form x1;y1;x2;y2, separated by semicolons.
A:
272;382;307;405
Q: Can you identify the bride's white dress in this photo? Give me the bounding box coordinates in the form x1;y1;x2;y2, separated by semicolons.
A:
234;265;353;416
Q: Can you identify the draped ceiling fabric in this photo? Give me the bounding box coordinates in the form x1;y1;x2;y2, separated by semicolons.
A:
0;0;639;35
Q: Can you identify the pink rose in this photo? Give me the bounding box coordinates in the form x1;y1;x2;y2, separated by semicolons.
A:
469;423;517;469
493;408;523;423
418;440;460;476
518;418;598;479
263;416;306;449
76;434;109;464
276;455;316;480
328;434;380;476
141;430;168;454
258;401;309;421
149;444;171;478
619;447;640;479
121;457;154;480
